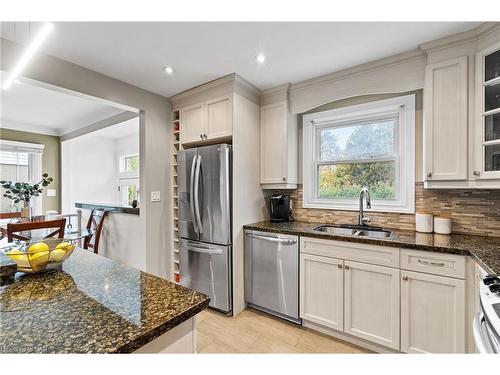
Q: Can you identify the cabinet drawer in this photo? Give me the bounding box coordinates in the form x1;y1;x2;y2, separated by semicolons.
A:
400;249;465;279
300;237;399;268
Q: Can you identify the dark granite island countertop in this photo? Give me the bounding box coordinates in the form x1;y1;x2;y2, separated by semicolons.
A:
0;249;209;353
244;221;500;275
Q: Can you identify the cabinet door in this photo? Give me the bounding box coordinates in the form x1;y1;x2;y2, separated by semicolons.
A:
344;261;400;349
260;102;287;184
424;56;468;181
401;270;465;353
205;95;233;140
300;253;344;331
180;103;205;144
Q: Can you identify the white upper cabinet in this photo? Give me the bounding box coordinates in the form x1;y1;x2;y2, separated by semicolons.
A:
475;41;500;180
343;261;400;350
180;102;205;144
260;85;298;189
400;270;465;353
260;101;288;184
205;95;233;140
179;95;233;145
424;56;468;181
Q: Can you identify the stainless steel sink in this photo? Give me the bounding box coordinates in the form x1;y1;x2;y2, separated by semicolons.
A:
355;229;391;238
313;224;391;238
314;226;358;236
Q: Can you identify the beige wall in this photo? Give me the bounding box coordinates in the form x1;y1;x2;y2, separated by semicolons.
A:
0;128;61;212
0;38;172;278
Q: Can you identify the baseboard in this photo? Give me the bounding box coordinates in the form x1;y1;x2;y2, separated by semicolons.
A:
302;320;401;354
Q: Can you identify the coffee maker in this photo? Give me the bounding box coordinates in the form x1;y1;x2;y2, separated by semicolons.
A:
269;194;291;222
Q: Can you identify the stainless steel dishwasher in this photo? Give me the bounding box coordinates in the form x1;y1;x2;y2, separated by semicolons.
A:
244;229;301;324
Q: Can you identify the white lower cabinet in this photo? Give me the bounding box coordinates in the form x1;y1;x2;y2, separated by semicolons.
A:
400;270;465;353
299;237;467;353
300;253;344;331
344;261;400;350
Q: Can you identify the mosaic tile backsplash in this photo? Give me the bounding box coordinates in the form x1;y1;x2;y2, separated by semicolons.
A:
280;183;500;237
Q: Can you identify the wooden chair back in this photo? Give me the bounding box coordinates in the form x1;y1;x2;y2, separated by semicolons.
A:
83;209;108;254
0;212;22;220
7;218;67;242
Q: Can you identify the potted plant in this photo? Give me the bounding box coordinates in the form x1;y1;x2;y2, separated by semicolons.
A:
0;173;53;218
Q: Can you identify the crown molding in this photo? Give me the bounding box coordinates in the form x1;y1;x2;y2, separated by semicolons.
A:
290;48;424;94
419;22;500;54
170;73;261;108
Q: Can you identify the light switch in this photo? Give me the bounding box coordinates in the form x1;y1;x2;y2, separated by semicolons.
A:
151;191;161;202
47;189;56;197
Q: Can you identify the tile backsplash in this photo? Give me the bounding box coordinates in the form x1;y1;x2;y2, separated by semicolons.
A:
283;183;500;237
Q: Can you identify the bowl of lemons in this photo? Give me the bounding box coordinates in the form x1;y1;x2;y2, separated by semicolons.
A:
1;238;76;273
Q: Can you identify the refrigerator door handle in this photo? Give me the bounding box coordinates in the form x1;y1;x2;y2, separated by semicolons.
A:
189;154;198;234
194;154;203;234
186;246;223;255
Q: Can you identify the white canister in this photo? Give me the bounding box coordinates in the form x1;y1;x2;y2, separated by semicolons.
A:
434;217;452;235
415;213;433;233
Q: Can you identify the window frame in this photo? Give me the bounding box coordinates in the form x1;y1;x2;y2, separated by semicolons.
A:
0;140;45;215
117;153;139;206
302;95;415;213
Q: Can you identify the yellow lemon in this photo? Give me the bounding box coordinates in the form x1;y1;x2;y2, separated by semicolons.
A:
28;251;50;268
6;249;30;268
50;248;67;262
27;242;49;253
56;242;71;250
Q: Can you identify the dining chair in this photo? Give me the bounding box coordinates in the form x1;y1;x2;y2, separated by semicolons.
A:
7;218;67;242
83;209;108;254
0;212;22;220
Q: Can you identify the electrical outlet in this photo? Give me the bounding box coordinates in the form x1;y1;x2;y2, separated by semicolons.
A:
47;189;56;197
151;191;161;202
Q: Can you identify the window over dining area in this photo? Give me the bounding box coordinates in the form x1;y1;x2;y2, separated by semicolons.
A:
302;95;415;213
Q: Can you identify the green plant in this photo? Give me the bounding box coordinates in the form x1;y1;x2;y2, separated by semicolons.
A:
0;173;53;205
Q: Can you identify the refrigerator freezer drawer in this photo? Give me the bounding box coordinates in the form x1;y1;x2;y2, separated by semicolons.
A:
179;238;232;313
244;230;300;323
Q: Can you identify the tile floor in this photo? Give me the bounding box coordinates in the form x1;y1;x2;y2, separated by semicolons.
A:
196;307;372;354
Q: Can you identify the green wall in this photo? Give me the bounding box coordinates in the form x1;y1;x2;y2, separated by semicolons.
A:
0;128;61;213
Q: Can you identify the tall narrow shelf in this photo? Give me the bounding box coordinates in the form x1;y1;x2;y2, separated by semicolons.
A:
172;109;181;283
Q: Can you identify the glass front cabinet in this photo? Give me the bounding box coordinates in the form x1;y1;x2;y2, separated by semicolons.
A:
476;41;500;180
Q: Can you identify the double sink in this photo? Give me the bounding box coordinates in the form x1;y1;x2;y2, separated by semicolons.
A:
314;224;391;239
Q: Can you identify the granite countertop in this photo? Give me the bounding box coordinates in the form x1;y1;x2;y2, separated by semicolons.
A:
244;221;500;275
75;202;139;215
0;249;209;353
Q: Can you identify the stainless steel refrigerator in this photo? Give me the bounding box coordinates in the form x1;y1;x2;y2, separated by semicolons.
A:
178;143;232;314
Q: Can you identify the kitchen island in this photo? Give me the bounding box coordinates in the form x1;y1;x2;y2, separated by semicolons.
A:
0;249;209;353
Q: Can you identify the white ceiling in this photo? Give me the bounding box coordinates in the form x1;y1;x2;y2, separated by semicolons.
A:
0;74;125;136
0;22;481;98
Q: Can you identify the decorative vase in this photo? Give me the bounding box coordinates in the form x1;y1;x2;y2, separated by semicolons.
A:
20;202;32;219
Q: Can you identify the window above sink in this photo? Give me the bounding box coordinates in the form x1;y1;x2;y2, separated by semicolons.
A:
303;95;416;213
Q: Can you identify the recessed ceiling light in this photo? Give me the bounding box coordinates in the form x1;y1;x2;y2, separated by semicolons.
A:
163;66;174;75
255;53;266;64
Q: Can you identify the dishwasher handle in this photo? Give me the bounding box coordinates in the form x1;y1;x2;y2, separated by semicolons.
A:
246;232;297;245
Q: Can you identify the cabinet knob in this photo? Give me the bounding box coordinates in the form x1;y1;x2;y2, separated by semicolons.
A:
402;275;408;281
473;170;481;177
282;177;286;182
204;133;207;139
337;264;343;269
200;134;203;139
344;265;350;270
427;172;432;178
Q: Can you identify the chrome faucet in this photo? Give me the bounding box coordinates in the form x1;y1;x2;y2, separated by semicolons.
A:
358;187;371;226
